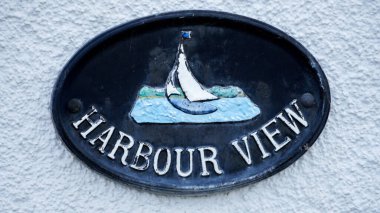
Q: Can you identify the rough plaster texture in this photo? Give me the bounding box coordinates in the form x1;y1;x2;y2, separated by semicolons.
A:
0;0;379;212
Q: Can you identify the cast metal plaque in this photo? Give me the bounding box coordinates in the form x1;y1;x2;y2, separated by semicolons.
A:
52;11;330;194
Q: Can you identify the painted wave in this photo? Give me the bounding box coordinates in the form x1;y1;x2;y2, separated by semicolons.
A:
137;86;246;99
130;86;260;124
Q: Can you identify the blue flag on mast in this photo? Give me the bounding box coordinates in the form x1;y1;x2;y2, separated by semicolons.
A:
181;31;191;39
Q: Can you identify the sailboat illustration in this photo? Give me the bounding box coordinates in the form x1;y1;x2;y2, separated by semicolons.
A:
165;31;218;115
130;31;260;124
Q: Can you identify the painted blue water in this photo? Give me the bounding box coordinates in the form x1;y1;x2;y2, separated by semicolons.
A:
130;97;260;123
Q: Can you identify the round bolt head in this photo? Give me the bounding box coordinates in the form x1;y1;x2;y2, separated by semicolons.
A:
300;93;315;107
67;98;82;113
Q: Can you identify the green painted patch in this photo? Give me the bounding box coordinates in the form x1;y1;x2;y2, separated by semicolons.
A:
208;85;244;98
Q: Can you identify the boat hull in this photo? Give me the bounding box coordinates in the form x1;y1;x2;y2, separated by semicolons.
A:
168;96;217;115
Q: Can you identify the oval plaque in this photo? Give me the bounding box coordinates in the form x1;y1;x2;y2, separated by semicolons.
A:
52;11;330;193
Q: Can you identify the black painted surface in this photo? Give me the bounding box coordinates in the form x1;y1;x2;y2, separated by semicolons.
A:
51;11;330;193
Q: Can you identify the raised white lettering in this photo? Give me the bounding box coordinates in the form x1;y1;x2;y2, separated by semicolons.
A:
88;126;115;153
107;131;135;165
277;100;308;134
250;131;271;159
175;148;194;177
262;118;291;152
198;146;223;176
130;142;153;171
231;136;252;165
153;148;171;175
72;106;105;139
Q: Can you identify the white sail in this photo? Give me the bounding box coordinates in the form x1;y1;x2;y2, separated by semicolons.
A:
165;63;181;96
172;43;218;102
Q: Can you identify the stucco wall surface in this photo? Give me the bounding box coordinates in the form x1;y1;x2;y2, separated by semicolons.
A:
1;0;379;212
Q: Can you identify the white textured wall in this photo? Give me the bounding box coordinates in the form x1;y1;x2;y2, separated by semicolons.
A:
1;0;379;212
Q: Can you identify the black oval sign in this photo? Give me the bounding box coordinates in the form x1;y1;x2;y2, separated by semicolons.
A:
52;11;330;194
